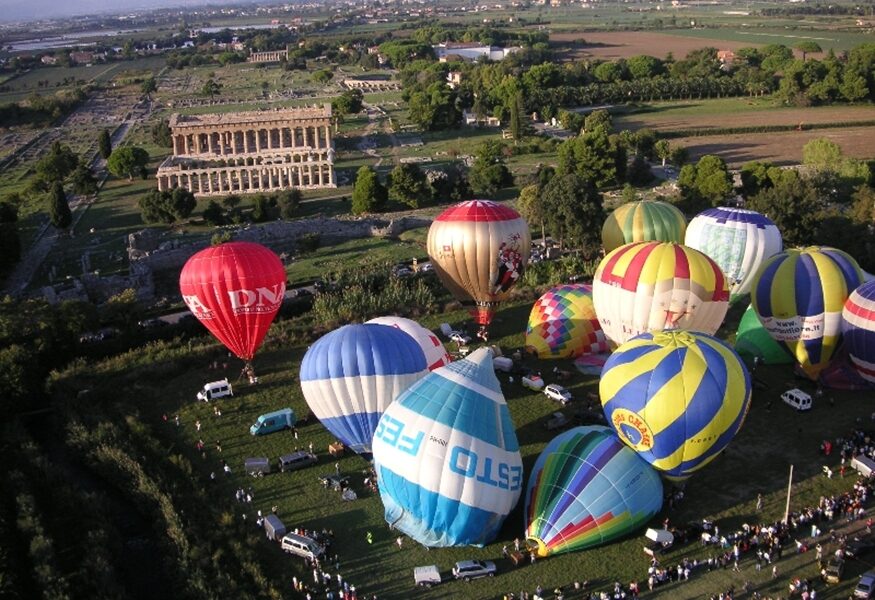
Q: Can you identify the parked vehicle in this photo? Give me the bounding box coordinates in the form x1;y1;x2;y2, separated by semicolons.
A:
281;533;325;560
522;374;545;391
414;565;442;588
643;528;674;558
545;384;573;405
263;514;286;541
781;388;812;411
138;318;166;329
855;570;875;599
439;323;454;337
846;535;875;559
278;451;318;472
545;411;569;431
493;356;514;373
318;474;350;491
852;455;875;477
452;560;496;581
249;408;296;436
450;331;472;345
823;557;844;584
244;457;271;477
197;379;233;402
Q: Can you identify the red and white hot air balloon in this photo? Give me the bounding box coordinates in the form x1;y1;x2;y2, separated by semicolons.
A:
179;241;286;363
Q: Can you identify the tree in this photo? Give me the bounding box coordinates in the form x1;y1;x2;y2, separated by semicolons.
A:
277;189;302;219
541;174;604;257
583;110;613;133
468;141;513;197
0;197;20;276
739;161;775;198
312;69;333;85
557;125;624;188
654;140;672;167
745;170;820;247
31;142;79;194
252;195;268;222
332;89;363;116
202;78;222;100
351;166;387;215
98;129;112;159
107;146;149;181
70;165;98;196
47;182;71;229
795;41;822;62
138;188;197;224
388;163;431;208
850;185;875;225
203;200;225;226
677;155;733;213
516;184;546;245
509;91;524;143
151;119;172;148
803;138;843;171
141;77;157;96
626;154;654;186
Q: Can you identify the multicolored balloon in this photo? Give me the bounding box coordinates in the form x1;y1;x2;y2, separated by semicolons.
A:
300;324;429;455
525;426;663;557
684;207;782;300
752;247;863;380
366;316;451;371
426;200;530;337
600;331;751;480
602;201;686;253
179;241;286;361
525;284;609;359
842;281;875;384
592;242;729;346
373;348;522;547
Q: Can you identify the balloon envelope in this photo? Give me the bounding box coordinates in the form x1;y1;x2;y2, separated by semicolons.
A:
600;331;751;479
752;246;863;380
525;284;609;359
525;426;663;557
366;316;451;371
373;347;522;547
179;241;286;361
842;281;875;383
735;304;792;365
602;201;686;253
592;241;729;346
684;207;782;300
300;324;429;455
426;200;531;328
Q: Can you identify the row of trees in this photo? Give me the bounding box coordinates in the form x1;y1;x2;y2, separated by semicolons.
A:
351;162;471;214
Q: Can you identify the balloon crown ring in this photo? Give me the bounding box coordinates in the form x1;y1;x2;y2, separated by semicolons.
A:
652;330;696;347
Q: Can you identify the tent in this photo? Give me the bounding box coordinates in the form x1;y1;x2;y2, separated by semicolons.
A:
735;305;792;365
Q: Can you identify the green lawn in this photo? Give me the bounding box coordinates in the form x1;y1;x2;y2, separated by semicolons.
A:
137;290;874;600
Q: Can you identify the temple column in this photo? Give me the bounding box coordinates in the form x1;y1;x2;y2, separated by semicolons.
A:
207;133;215;155
182;136;190;155
255;130;262;152
325;125;331;148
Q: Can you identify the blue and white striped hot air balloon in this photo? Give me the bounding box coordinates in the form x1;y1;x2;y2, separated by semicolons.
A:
299;324;429;455
372;347;522;547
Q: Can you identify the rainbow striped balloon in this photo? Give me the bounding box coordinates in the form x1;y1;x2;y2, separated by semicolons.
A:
600;331;751;480
752;247;863;380
592;242;730;346
842;281;875;384
525;284;609;359
602;201;686;253
525;426;663;557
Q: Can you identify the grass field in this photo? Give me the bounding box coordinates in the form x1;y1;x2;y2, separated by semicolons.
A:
666;27;875;53
135;288;875;600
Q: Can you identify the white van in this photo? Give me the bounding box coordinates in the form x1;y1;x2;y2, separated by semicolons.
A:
852;456;875;478
781;389;812;411
493;356;514;373
280;533;325;560
196;378;233;402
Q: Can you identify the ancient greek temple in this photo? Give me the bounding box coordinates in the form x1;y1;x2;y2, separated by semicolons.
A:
156;104;335;197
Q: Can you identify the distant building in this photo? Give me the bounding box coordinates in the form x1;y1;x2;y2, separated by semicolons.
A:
41;55;58;65
248;46;290;63
342;78;401;91
433;42;520;62
446;71;463;88
70;51;95;65
462;110;501;127
717;49;736;64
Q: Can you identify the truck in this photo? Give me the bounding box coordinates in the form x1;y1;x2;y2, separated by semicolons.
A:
414;565;442;588
263;514;287;541
249;408;296;436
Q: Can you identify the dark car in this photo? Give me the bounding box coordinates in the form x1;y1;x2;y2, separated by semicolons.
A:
846;536;875;559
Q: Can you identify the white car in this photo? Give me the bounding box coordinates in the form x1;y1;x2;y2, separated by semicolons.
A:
545;384;573;405
452;560;496;581
449;331;472;345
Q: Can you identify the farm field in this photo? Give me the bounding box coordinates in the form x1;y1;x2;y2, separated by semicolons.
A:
615;101;875;133
551;30;763;60
666;27;875;53
675;126;875;167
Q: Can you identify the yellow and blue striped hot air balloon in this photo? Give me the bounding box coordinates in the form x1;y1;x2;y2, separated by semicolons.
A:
752;247;863;380
600;330;751;480
601;201;687;253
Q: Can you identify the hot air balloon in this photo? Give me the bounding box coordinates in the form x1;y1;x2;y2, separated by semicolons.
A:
426;200;530;340
842;281;875;384
600;331;751;480
592;241;729;346
300;324;429;455
525;284;609;359
525;426;663;557
602;201;686;253
179;241;286;363
372;347;522;547
735;305;792;365
684;207;782;300
366;316;451;371
752;246;863;380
